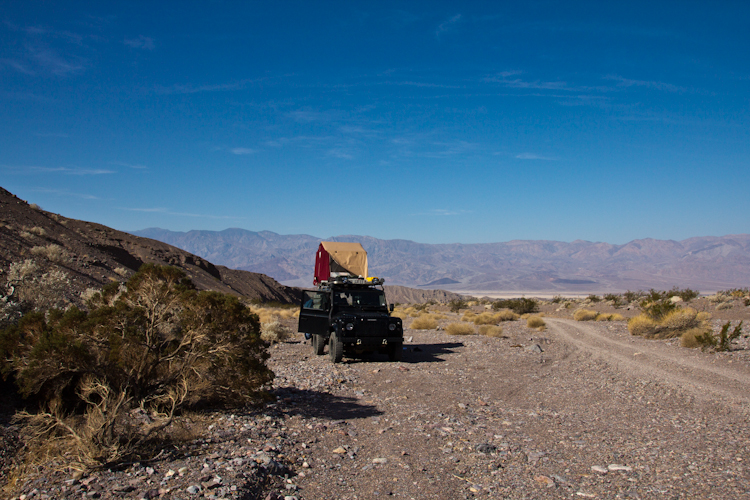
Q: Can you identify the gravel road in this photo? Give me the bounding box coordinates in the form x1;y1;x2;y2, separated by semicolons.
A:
6;315;750;499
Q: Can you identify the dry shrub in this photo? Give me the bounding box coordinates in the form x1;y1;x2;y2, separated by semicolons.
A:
610;313;625;321
629;307;710;340
661;308;702;331
20;231;33;239
716;302;733;310
478;325;503;337
410;314;438;330
6;261;72;311
473;312;498;325
573;309;598;321
445;322;475;335
0;265;272;468
527;316;545;328
595;313;613;321
391;308;408;320
680;328;710;348
627;315;659;337
260;320;290;343
495;310;519;321
114;266;128;277
520;313;531;320
461;311;476;321
29;227;46;237
30;244;69;264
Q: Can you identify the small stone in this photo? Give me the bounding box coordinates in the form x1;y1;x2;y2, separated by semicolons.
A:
534;475;555;488
284;496;299;500
591;466;608;474
164;469;175;478
302;462;310;468
608;464;633;472
372;458;388;464
332;447;347;454
525;344;543;353
178;467;188;476
186;485;201;495
476;443;496;454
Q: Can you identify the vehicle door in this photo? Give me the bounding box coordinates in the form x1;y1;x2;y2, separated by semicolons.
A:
298;290;331;336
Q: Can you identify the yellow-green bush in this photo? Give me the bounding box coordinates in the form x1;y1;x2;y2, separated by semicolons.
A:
445;322;475;335
628;306;711;340
461;311;476;321
410;314;439;330
610;313;625;321
473;312;499;325
478;325;503;337
627;315;659;337
495;310;519;321
573;309;598;321
526;316;545;328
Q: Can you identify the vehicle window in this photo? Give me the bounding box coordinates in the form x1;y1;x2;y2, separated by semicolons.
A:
333;290;386;307
302;291;329;311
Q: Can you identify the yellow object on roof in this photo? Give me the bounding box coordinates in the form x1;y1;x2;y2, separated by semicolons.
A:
320;241;368;278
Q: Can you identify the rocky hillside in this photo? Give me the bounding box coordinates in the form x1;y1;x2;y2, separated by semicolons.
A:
134;228;750;293
0;188;301;307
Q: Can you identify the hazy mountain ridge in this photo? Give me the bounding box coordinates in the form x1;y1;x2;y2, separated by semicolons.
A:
133;228;750;293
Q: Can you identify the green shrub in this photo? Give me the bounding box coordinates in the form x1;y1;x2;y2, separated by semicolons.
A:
587;294;601;303
449;299;467;313
694;321;743;352
623;290;643;303
492;298;538;314
603;293;624;307
0;264;272;467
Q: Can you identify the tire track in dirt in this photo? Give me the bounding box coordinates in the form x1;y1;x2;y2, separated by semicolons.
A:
546;318;750;407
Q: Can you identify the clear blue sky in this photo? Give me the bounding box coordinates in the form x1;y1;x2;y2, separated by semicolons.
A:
2;1;749;244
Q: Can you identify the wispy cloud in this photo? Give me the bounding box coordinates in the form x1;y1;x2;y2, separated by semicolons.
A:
484;71;569;91
124;35;155;50
153;78;263;95
515;153;557;161
327;147;355;160
230;147;256;155
111;161;147;169
605;75;688;93
286;109;340;123
30;187;100;200
30;166;116;175
436;14;462;38
121;207;244;220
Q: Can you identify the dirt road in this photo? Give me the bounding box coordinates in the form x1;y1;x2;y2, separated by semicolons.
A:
268;317;750;499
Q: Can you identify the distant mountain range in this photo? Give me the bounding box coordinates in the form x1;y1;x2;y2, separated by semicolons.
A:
132;228;750;294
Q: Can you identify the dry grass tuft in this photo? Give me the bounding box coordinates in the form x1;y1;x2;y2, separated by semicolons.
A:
610;313;626;321
478;325;504;337
574;309;599;321
472;312;498;325
30;244;70;264
495;310;519;321
260;321;291;343
461;311;476;322
410;314;439;330
680;327;711;348
526;316;545;329
29;226;46;237
445;322;475;336
627;315;659;337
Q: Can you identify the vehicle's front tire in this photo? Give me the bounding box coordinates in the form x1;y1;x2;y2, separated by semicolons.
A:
312;334;325;355
329;329;344;363
387;342;403;362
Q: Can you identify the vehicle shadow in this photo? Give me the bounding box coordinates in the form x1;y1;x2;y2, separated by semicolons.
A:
270;388;383;420
353;341;464;364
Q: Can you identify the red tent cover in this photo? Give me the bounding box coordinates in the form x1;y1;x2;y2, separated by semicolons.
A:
313;243;330;286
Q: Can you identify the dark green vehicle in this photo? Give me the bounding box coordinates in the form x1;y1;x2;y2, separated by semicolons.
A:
298;241;403;363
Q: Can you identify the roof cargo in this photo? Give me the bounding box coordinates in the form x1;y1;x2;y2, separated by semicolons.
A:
314;241;368;285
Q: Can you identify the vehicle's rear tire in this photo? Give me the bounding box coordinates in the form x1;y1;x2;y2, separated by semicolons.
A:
329;330;344;363
387;342;403;362
312;334;325;355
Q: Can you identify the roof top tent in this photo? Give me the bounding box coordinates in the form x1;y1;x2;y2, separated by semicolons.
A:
313;241;368;286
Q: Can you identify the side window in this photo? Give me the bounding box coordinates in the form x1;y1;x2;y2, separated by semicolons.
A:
302;291;329;311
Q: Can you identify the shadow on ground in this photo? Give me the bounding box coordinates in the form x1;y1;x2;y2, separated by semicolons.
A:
270;388;383;420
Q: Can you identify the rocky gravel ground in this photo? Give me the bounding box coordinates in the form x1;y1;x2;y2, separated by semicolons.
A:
4;307;750;499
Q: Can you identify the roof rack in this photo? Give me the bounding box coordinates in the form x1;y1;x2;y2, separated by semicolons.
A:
319;276;385;287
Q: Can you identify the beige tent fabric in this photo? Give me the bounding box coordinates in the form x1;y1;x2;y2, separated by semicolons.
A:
321;241;368;278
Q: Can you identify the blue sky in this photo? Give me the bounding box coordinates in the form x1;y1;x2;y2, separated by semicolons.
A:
2;1;749;244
